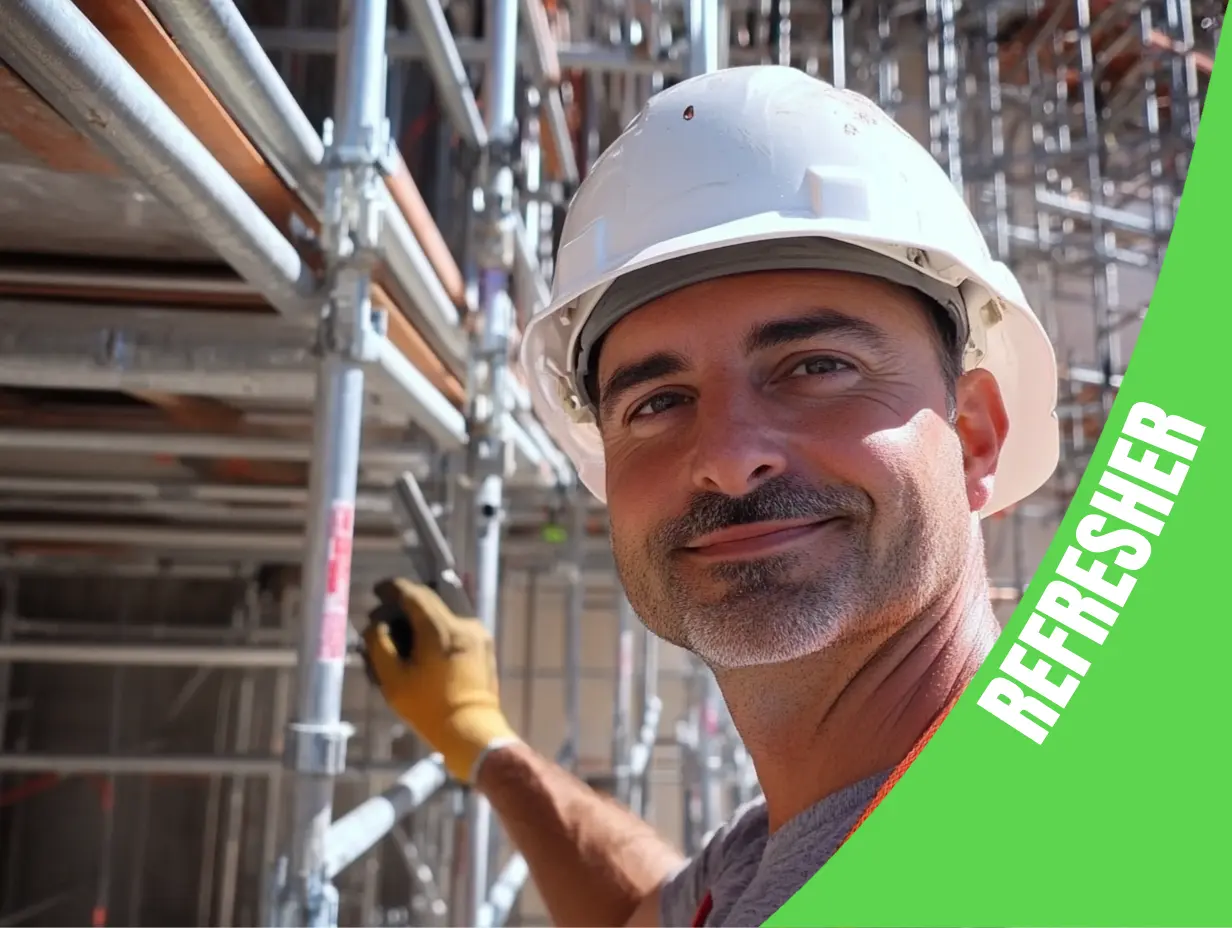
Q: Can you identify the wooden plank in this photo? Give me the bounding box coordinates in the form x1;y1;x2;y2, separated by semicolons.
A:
0;66;120;176
0;282;267;309
128;392;309;486
387;152;467;308
373;284;467;408
71;0;310;235
1146;30;1215;75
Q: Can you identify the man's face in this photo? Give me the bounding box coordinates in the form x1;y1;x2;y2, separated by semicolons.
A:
594;269;1008;669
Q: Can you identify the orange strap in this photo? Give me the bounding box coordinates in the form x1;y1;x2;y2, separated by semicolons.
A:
689;690;963;927
691;891;714;928
836;689;962;846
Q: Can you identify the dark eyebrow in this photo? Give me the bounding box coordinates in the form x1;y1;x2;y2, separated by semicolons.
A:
596;311;890;423
743;310;893;355
598;351;690;423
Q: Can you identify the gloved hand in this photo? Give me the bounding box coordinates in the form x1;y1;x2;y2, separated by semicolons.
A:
362;578;520;783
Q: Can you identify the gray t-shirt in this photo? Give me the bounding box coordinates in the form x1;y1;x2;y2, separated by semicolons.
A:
659;771;890;927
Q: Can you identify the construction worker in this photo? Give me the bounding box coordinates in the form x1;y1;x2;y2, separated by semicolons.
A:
363;65;1059;927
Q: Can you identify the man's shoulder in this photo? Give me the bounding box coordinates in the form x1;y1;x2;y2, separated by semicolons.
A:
727;796;770;835
703;796;771;862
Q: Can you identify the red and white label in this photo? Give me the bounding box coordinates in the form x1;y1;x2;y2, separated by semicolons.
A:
318;501;355;662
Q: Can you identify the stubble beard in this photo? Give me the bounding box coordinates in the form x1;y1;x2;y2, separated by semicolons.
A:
674;542;871;669
614;476;928;669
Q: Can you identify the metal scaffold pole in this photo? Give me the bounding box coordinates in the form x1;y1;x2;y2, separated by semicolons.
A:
456;1;522;925
563;487;586;771
627;620;661;819
689;0;721;77
611;593;637;806
272;1;392;925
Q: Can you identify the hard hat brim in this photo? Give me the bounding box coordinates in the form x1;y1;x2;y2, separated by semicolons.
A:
524;212;1060;519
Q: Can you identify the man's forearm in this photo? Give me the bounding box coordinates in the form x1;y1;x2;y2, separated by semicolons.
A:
475;740;686;927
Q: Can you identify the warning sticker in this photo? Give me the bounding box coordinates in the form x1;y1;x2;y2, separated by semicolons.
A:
318;501;355;662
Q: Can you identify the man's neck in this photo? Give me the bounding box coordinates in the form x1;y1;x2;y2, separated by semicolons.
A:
718;548;1000;833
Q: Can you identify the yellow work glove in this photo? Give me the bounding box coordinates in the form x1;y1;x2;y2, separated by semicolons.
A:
361;578;519;784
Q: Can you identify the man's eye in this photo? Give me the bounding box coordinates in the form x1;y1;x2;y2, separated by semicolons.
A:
630;392;687;420
788;355;853;377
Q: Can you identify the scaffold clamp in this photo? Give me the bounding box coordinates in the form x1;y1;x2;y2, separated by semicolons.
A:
286;720;356;777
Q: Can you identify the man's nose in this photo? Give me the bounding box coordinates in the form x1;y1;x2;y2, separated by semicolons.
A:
689;399;788;497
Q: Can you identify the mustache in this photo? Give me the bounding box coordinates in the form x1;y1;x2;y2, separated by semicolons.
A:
652;475;870;550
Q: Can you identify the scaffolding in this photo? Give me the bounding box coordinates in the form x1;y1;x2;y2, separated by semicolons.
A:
0;0;1219;925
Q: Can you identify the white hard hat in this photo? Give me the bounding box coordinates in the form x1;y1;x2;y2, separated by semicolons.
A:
519;65;1059;517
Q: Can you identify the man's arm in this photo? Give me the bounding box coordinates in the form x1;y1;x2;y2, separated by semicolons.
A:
361;580;684;927
476;741;684;927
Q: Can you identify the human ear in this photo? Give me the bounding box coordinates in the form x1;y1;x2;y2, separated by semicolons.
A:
953;368;1010;512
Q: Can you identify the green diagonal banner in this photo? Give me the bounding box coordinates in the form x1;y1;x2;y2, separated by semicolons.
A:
768;37;1230;928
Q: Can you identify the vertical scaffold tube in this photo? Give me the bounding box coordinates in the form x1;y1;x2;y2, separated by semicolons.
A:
275;1;390;925
458;1;521;924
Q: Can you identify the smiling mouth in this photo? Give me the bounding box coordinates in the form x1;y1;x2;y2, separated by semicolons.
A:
680;517;837;561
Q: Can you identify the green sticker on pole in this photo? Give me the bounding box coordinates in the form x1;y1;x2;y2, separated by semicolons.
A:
769;43;1231;928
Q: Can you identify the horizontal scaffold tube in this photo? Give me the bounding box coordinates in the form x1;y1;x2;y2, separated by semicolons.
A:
0;0;318;320
144;0;469;369
323;757;449;879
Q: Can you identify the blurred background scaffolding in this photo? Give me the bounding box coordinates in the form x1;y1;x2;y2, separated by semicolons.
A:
0;0;1220;925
